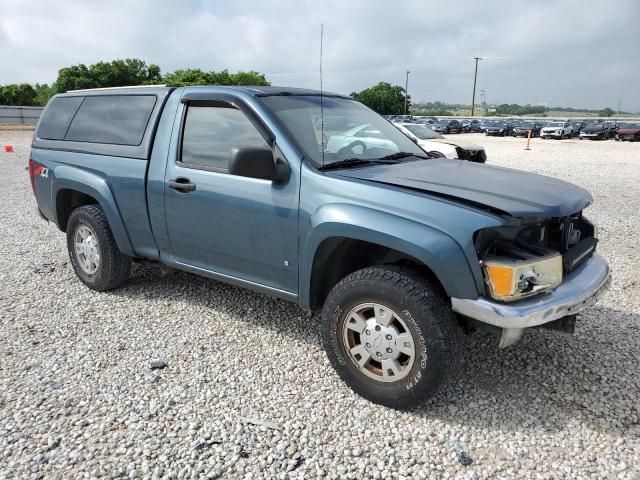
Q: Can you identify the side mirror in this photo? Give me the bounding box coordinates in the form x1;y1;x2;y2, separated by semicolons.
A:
229;147;290;183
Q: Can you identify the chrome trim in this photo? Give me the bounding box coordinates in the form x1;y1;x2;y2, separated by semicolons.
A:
452;253;610;329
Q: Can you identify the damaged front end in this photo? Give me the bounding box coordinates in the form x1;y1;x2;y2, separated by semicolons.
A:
452;212;610;348
475;213;598;302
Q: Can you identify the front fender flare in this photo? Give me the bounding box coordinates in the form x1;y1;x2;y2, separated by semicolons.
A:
300;203;479;309
52;165;134;256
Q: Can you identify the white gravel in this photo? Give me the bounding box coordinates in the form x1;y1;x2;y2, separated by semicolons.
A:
0;129;639;479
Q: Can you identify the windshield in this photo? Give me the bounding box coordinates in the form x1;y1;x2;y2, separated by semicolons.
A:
548;122;564;127
259;95;425;167
403;124;443;140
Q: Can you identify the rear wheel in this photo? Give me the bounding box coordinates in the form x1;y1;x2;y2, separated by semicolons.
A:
321;266;460;409
67;205;131;291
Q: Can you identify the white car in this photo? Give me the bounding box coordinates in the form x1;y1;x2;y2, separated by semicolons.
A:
540;121;573;139
325;123;396;155
395;123;487;163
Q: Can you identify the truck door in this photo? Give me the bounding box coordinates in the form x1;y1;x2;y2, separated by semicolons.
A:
163;97;299;296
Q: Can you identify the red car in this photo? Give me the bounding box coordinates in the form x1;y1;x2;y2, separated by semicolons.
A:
616;123;640;142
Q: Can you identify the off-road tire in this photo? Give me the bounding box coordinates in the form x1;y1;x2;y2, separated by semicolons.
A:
321;266;461;409
67;205;131;291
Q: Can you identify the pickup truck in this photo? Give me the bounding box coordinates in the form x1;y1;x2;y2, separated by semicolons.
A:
30;85;611;409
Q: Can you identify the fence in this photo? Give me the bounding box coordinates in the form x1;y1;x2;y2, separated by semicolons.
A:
0;105;44;125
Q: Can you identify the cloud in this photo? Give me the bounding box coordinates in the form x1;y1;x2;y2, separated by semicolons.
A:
0;0;638;110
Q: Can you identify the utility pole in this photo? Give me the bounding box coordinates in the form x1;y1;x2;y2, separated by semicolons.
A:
471;57;482;117
404;70;410;115
617;98;622;115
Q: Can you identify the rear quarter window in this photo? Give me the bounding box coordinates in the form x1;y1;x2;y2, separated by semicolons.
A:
64;95;157;146
37;96;84;140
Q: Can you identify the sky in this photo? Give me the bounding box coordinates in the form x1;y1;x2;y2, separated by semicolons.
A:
1;0;639;111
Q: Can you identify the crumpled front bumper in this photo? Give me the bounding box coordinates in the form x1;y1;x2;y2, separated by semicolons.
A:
451;253;611;330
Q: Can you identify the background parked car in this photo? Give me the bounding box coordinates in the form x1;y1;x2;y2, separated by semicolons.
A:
570;121;587;135
540;121;573;139
615;123;640;142
512;121;544;137
462;119;481;133
395;123;487;162
485;121;513;136
432;119;462;134
479;120;495;133
579;123;609;140
414;116;438;126
391;115;415;123
604;121;620;139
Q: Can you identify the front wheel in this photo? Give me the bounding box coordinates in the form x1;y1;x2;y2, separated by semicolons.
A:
428;151;446;158
67;205;131;291
321;266;460;409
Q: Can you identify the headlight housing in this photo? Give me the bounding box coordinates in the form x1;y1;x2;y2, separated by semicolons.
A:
483;254;563;302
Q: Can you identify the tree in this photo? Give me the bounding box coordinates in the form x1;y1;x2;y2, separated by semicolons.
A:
53;58;162;93
493;103;547;116
0;83;38;106
34;84;55;106
162;69;270;87
350;82;409;115
597;107;615;117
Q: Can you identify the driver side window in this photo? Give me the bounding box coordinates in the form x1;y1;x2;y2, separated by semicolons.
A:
181;102;270;172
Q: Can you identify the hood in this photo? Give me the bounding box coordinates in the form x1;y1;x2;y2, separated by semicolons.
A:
332;159;592;218
541;125;561;130
618;127;640;134
487;125;506;130
582;125;604;133
431;138;483;150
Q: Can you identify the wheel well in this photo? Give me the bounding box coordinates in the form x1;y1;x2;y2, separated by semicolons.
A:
56;189;98;232
309;237;446;312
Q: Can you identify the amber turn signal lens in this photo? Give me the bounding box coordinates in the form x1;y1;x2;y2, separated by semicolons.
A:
484;264;515;297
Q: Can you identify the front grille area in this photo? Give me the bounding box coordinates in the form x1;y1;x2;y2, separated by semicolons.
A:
455;147;486;163
544;215;598;275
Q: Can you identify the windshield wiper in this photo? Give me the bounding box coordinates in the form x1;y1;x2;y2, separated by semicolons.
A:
379;151;430;161
319;157;402;171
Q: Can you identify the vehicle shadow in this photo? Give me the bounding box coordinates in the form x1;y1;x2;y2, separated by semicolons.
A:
115;265;638;438
417;304;639;439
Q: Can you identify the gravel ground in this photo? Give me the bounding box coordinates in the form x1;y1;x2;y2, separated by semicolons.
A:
0;129;639;479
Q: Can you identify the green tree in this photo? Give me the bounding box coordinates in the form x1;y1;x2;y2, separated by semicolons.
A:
597;107;615;117
34;83;55;106
0;83;38;106
162;69;269;87
494;103;547;116
350;82;410;115
53;58;162;93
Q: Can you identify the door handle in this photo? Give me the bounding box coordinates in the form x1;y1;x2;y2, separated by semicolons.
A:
168;177;196;193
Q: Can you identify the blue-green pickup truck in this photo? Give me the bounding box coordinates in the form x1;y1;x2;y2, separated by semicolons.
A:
29;85;610;408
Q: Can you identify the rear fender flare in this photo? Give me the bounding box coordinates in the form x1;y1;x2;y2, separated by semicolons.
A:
52;165;134;256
